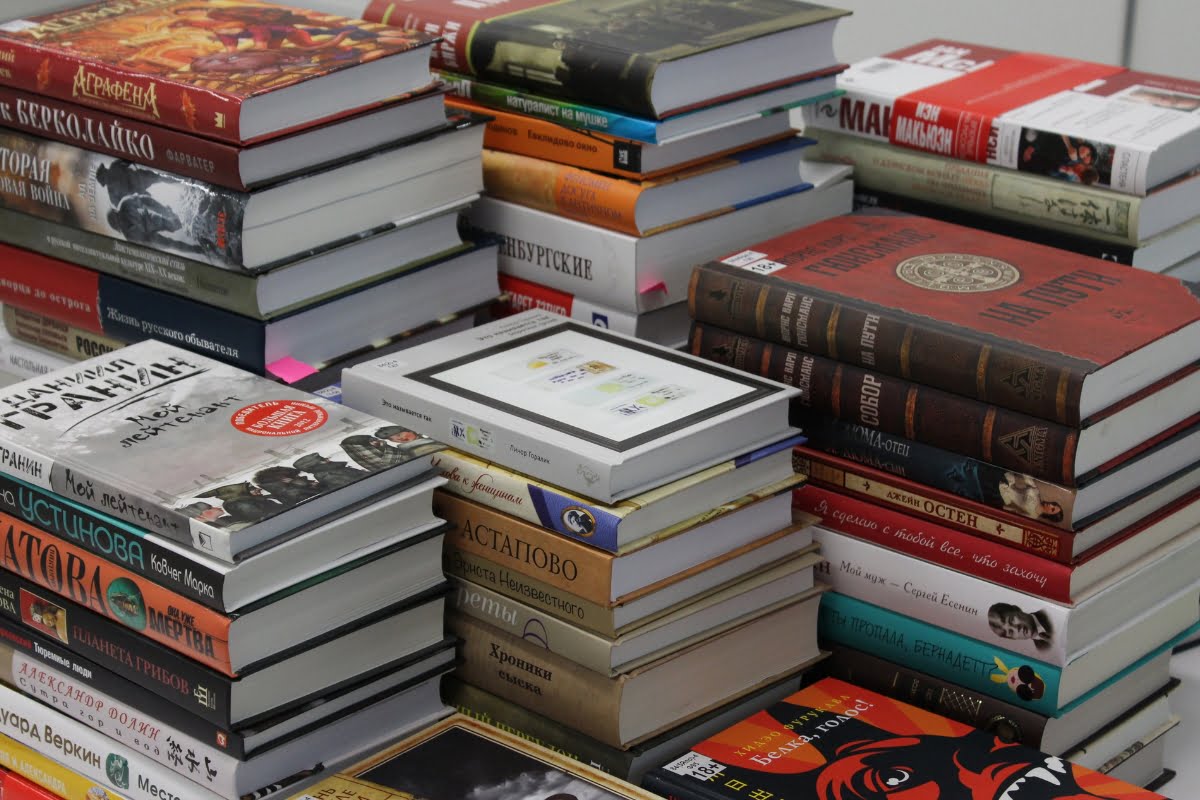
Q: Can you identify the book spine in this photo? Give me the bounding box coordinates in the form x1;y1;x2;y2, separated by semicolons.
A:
0;616;244;758
0;128;248;269
442;74;662;143
0;687;225;800
692;324;1079;483
454;99;653;179
792;449;1074;562
0;86;246;189
431;450;627;553
0;249;267;374
443;549;619;637
449;578;615;675
687;263;1088;426
818;592;1065;715
0;332;74;380
448;611;625;748
496;274;641;338
3;649;242;796
482;149;644;235
442;676;637;779
812;526;1072;665
0;210;264;317
0;38;243;142
464;198;641;312
437;491;615;605
852;187;1139;265
0;474;229;611
793;484;1075;602
0;568;233;726
796;414;1081;532
0;734;134;800
822;646;1053;750
4;307;124;362
808;130;1143;245
0;509;235;673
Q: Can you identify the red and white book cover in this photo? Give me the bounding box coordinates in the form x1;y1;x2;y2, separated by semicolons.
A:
803;39;1200;194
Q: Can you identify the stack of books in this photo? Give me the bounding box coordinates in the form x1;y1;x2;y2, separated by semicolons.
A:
800;39;1200;282
0;0;498;381
339;309;829;783
305;0;856;347
683;211;1200;784
0;341;460;800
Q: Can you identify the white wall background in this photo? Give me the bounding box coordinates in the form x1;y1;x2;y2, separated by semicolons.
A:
830;0;1198;77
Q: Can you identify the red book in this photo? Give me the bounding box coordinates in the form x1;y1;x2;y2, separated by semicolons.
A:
689;213;1200;426
0;1;437;144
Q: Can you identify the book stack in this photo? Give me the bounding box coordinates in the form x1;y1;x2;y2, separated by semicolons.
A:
0;340;462;800
300;0;856;348
339;309;829;783
0;0;499;382
799;39;1200;282
682;211;1200;785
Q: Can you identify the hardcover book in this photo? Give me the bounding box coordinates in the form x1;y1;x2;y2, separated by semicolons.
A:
802;39;1200;194
481;137;817;236
643;677;1170;800
281;713;663;800
312;0;847;118
342;311;801;502
430;434;798;552
689;213;1200;426
0;340;435;563
0;0;437;144
691;322;1200;484
0;120;484;270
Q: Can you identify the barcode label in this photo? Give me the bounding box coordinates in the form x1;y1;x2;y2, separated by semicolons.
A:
722;250;767;267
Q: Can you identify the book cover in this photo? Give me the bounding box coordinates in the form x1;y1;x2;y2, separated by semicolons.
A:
431;434;799;552
0;734;136;800
0;0;435;144
689;213;1200;426
282;713;661;800
351;0;846;117
803;39;1200;194
4;306;124;362
342;311;798;502
0;340;434;563
644;677;1168;800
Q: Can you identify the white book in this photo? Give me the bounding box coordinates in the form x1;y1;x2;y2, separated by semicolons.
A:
342;310;800;502
466;163;852;313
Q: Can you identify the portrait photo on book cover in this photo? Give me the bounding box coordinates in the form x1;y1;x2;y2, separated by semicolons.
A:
987;602;1054;650
355;724;626;800
20;588;69;644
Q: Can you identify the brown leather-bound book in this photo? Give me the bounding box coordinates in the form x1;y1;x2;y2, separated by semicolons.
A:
688;213;1200;427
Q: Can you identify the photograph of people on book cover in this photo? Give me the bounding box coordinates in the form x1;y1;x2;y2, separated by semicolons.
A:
0;130;246;265
20;589;68;644
1018;130;1115;187
987;603;1055;651
173;428;432;529
1113;84;1200;113
354;724;628;800
467;0;835;110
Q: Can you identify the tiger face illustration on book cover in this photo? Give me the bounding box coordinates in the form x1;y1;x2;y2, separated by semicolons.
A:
646;678;1166;800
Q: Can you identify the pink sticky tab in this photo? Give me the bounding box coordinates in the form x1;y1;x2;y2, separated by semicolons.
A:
640;281;668;295
267;357;317;384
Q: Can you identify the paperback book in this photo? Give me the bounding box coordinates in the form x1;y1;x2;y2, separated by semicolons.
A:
0;340;435;562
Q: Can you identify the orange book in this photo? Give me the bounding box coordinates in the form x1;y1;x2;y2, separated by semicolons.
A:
481;137;815;236
450;97;793;179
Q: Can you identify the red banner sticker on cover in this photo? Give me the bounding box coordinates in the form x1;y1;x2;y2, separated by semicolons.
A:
231;400;328;437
